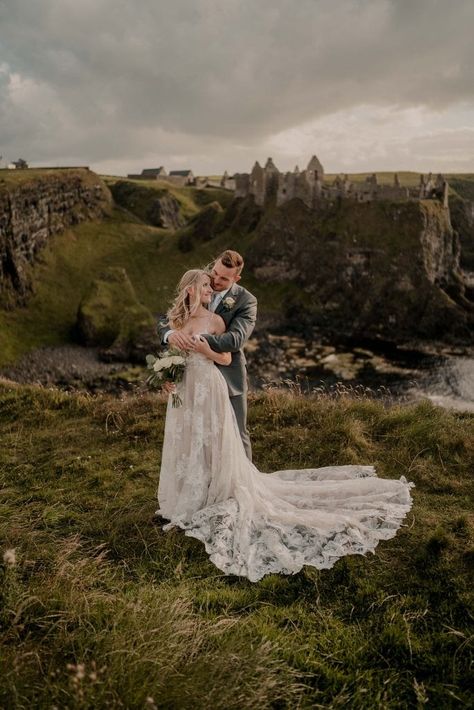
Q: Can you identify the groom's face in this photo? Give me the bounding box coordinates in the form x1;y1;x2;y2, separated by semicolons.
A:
210;259;241;292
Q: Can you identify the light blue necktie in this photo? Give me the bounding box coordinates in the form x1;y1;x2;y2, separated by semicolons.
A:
211;293;222;312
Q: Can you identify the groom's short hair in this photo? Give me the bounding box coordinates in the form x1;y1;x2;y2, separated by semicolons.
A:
218;250;244;276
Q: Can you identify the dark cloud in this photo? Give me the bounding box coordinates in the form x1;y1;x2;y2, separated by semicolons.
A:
0;0;473;172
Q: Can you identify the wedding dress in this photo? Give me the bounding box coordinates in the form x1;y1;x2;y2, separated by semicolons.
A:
157;349;414;582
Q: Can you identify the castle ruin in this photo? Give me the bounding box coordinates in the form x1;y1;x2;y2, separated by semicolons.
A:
233;156;449;209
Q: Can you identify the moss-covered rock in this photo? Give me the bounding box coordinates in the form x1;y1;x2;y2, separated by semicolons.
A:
177;201;224;252
110;180;186;229
76;267;158;362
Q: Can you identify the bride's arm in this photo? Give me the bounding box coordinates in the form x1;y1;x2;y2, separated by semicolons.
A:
192;336;231;365
192;316;230;364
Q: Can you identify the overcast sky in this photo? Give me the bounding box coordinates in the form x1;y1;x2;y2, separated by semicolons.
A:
1;0;473;176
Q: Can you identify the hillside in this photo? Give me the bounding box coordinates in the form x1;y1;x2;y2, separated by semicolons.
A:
0;173;243;367
104;175;234;224
1;382;473;707
0;206;275;368
1;169;474;370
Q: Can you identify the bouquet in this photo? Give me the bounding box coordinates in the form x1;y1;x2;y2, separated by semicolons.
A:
146;348;187;407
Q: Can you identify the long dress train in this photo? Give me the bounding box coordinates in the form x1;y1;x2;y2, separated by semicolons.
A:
157;351;414;582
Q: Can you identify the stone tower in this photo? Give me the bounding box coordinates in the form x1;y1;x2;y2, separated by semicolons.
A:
262;158;279;205
307;155;324;178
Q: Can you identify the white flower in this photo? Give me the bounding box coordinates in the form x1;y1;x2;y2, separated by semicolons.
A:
3;548;16;567
169;355;185;366
223;296;236;310
153;355;185;371
153;357;169;371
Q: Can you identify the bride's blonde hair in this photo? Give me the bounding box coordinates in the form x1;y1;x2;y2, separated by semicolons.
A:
167;269;210;329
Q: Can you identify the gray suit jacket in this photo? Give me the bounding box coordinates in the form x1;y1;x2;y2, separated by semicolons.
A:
157;282;257;397
203;283;257;396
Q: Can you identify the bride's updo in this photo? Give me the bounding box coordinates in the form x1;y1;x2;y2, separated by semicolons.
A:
167;269;209;329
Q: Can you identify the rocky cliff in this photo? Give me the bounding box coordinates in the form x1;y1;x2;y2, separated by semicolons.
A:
0;169;111;304
110;180;185;229
450;196;474;272
244;196;474;343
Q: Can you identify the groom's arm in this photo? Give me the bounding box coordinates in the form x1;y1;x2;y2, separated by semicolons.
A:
157;317;170;346
204;296;257;353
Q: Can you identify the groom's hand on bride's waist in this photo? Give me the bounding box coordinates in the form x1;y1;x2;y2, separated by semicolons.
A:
168;331;195;350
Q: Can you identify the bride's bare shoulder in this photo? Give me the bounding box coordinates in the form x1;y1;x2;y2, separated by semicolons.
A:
210;313;226;335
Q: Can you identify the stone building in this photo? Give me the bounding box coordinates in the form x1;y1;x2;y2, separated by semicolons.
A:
168;170;195;186
126;166;196;187
127;166;167;180
234;156;449;209
220;171;236;190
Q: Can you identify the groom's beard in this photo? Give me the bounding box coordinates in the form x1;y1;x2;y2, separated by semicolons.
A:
210;280;227;292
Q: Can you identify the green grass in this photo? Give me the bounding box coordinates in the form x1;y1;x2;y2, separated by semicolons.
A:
325;171;474;194
0;167;93;189
0;208;218;365
103;176;234;221
0;383;473;707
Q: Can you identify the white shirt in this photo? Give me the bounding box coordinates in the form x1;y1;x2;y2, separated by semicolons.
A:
209;287;230;312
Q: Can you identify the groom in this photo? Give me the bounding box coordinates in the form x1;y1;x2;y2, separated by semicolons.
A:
159;250;257;460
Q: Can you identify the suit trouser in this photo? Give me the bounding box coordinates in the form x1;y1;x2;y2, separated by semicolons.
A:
230;392;252;461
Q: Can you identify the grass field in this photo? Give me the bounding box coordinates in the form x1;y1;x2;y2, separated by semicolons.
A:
1;382;473;708
0;167;93;188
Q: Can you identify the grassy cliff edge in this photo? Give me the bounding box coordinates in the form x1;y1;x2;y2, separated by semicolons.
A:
1;382;473;708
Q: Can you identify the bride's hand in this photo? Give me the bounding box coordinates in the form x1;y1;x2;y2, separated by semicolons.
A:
162;381;176;394
168;330;195;351
191;335;211;355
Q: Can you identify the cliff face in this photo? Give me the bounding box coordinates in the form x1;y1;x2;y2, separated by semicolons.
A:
245;197;474;343
450;195;474;272
0;169;111;303
110;180;186;229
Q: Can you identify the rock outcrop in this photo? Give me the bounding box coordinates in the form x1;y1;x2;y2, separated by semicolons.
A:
76;266;158;362
110;180;186;229
449;187;474;273
244;196;474;344
178;201;224;251
0;169;111;303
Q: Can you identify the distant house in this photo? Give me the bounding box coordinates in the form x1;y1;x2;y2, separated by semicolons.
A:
169;170;195;186
127;166;167;180
141;167;167;178
126;166;196;186
11;158;29;169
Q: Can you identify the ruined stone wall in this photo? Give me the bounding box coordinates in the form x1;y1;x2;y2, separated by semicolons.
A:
0;169;111;302
235;158;449;212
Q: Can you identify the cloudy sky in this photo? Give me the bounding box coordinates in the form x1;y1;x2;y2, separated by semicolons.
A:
1;0;473;176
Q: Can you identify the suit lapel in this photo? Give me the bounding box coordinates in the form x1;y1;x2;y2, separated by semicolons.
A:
215;283;240;316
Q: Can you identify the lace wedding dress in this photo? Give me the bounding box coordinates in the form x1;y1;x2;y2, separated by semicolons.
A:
157;350;414;582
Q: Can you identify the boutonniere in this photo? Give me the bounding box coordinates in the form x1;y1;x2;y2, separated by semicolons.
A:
222;296;236;311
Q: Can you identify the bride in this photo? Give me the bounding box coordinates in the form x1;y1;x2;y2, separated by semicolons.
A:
157;269;414;582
